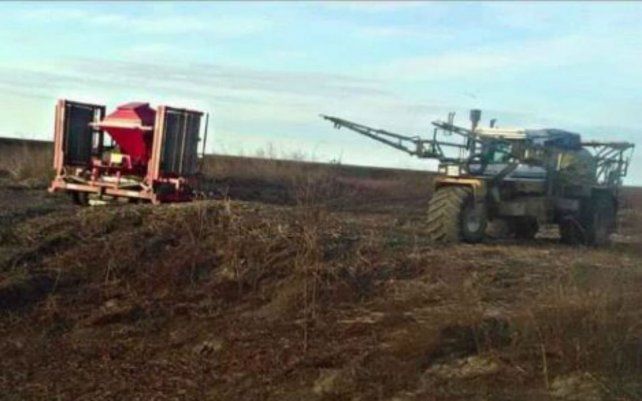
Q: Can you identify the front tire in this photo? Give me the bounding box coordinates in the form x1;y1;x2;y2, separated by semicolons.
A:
427;186;487;243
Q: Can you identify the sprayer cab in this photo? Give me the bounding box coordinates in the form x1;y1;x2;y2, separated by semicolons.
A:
49;99;209;205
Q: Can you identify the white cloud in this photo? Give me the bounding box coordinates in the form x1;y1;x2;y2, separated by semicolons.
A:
482;2;642;35
319;2;427;13
480;3;574;31
19;8;271;37
0;58;401;133
369;34;616;81
354;26;452;40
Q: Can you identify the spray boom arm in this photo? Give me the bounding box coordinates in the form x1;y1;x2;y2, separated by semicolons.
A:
321;112;634;188
320;114;470;162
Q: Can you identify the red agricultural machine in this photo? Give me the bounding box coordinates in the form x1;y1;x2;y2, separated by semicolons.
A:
49;99;209;205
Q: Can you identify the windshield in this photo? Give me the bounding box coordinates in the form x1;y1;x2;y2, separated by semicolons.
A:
483;142;512;164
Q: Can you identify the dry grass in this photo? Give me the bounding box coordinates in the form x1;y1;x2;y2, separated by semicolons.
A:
503;262;642;397
0;139;52;185
201;151;432;215
0;138;641;400
1;197;641;400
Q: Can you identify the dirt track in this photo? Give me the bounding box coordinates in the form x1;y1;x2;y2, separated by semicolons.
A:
1;178;641;401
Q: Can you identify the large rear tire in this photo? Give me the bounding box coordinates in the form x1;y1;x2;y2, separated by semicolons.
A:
427;186;487;243
559;193;615;246
559;217;583;245
584;193;616;246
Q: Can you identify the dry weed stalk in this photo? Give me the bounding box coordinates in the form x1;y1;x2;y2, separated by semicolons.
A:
294;207;325;352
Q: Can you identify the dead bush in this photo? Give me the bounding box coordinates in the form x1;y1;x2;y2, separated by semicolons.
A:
0;140;52;185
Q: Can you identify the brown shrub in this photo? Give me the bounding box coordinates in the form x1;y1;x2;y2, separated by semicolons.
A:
0;139;52;185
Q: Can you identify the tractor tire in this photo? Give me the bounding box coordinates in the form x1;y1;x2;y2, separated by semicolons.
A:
559;194;615;246
584;193;616;246
427;186;487;243
559;217;583;245
510;217;539;240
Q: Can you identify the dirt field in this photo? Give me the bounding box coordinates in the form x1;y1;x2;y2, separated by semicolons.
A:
1;139;641;400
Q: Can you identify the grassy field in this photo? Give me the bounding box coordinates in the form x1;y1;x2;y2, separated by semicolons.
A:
1;138;641;400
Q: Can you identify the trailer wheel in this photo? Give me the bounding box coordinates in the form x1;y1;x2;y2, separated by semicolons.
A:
70;191;89;206
427;186;486;243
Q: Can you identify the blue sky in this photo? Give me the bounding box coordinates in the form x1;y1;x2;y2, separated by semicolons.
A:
0;1;641;183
